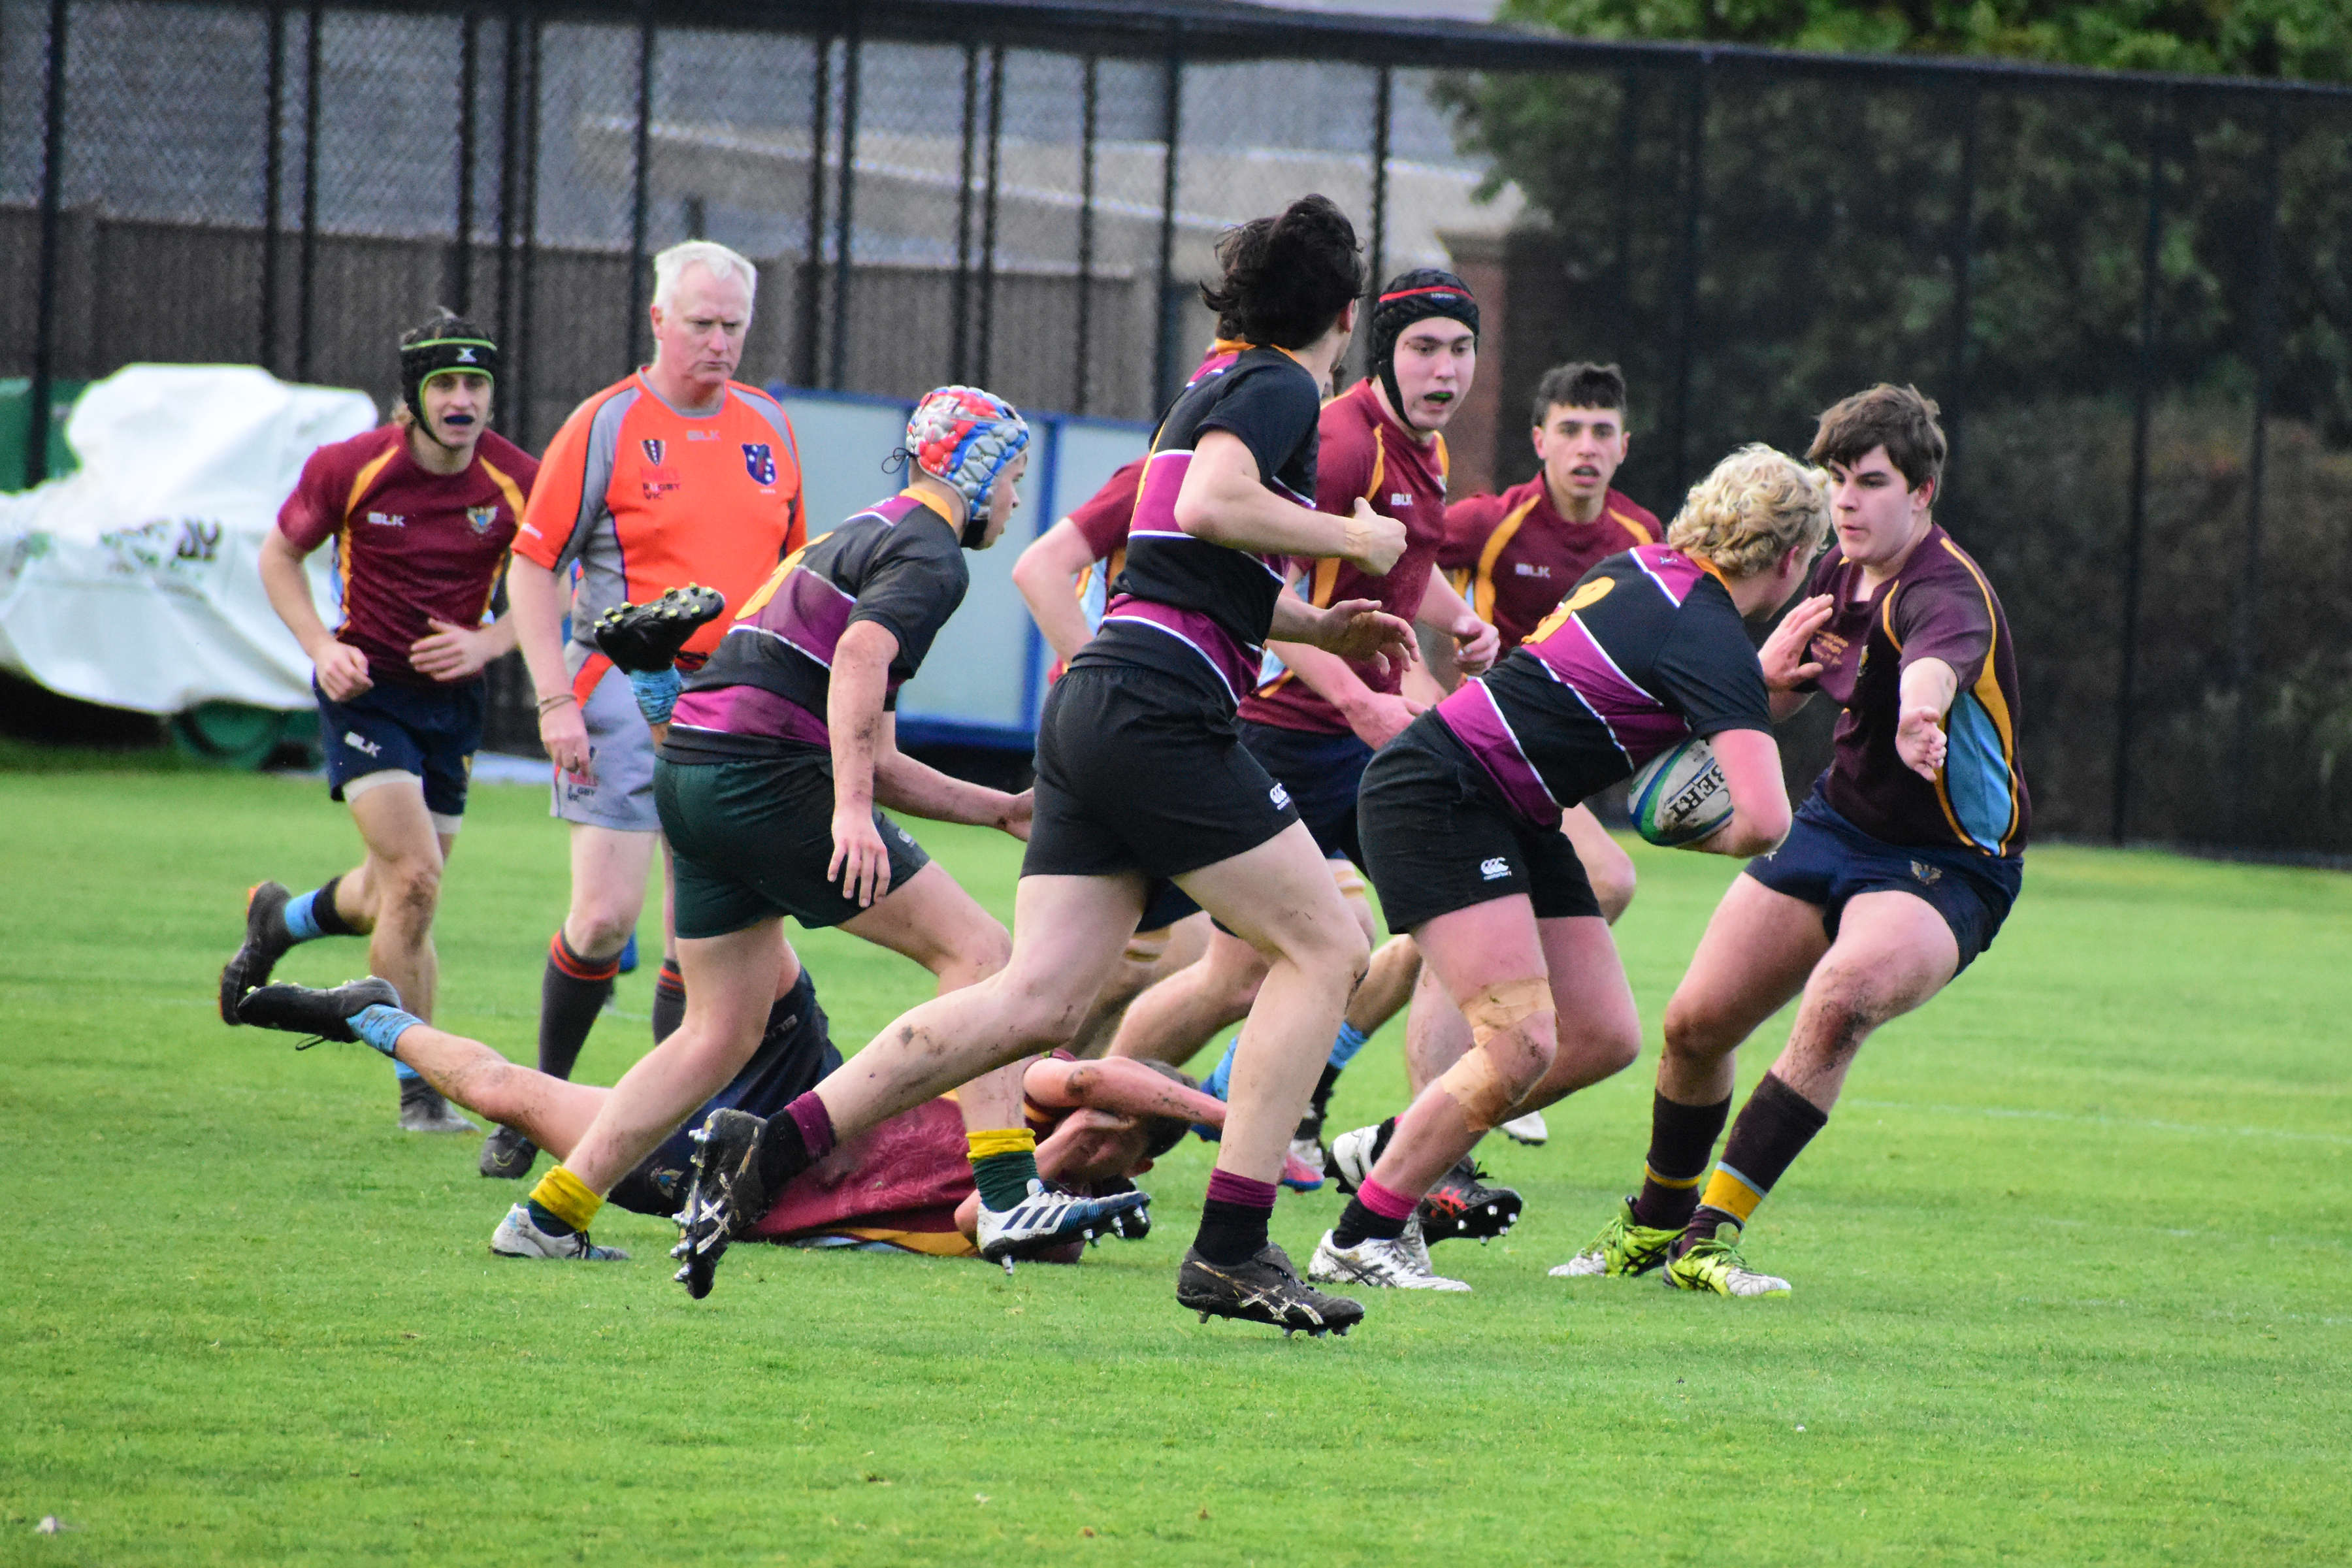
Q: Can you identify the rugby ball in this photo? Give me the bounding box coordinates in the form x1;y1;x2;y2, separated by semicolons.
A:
1627;736;1733;848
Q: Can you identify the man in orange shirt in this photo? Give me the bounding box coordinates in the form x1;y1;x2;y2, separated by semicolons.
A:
494;240;806;1180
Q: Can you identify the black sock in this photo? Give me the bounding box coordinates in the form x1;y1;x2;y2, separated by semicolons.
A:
537;932;618;1081
1309;1062;1342;1121
650;958;687;1045
309;874;359;937
1192;1171;1278;1267
1630;1091;1733;1231
1331;1196;1406;1250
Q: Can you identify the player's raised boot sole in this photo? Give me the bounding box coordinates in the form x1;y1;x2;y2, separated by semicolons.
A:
592;585;727;673
672;1108;769;1300
218;881;294;1024
1177;1244;1364;1336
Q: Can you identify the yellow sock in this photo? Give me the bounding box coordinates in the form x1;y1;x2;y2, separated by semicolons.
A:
965;1127;1037;1162
529;1165;603;1233
1697;1164;1765;1226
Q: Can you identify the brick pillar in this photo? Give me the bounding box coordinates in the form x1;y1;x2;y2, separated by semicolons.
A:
1439;227;1507;500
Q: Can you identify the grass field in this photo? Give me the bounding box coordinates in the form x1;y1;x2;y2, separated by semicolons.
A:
2;758;2348;1565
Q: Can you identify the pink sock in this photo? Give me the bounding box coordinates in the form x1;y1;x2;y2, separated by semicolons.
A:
1356;1175;1420;1222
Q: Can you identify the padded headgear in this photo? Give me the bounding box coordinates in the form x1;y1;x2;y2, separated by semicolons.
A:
906;385;1030;547
399;318;498;448
1371;269;1478;433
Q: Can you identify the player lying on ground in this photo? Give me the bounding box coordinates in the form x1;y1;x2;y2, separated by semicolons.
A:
220;310;534;1133
1103;269;1501;1209
231;974;1219;1262
1560;384;2029;1298
675;196;1417;1335
1413;361;1662;1147
495;240;808;1181
501;385;1145;1274
1312;445;1830;1292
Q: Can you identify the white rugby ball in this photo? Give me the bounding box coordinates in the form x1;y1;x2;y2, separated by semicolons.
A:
1627;736;1733;848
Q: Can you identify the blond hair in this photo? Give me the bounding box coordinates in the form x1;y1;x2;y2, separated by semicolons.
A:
1666;444;1831;579
652;239;758;314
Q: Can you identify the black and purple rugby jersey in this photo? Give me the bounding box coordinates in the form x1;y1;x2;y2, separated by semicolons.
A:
1433;544;1772;826
664;490;968;758
1073;346;1322;710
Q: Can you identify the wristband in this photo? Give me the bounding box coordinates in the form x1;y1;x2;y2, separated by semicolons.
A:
627;666;683;724
535;692;578;715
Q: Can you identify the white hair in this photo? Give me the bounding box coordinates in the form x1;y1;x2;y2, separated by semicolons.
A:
651;240;757;314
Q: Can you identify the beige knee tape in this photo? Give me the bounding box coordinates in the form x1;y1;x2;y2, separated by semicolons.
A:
1123;925;1173;966
1435;978;1556;1132
1330;861;1367;901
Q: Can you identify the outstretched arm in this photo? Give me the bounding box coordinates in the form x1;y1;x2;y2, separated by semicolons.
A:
1022;1055;1228;1132
1895;657;1959;780
872;713;1032;838
1177;431;1405;574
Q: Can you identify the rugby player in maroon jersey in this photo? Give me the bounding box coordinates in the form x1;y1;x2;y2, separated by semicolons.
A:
1559;385;2030;1297
217;312;536;1133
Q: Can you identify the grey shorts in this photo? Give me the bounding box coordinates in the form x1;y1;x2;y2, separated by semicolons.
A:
550;648;661;833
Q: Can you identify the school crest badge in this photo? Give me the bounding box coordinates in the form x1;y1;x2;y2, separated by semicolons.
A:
465;505;499;534
742;443;776;486
642;438;666;466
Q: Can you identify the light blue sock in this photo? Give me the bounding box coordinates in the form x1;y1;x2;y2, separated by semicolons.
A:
628;667;682;724
1202;1035;1240;1102
282;889;327;942
392;1060;422;1081
1328;1021;1369;1070
349;1003;423;1059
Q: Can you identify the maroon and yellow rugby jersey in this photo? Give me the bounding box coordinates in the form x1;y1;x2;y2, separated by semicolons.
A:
1439;478;1658;653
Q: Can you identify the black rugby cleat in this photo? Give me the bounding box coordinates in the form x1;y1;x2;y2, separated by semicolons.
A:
233;977;402;1045
1418;1158;1522;1245
218;881;294;1024
593;585;727;674
671;1108;772;1300
1177;1244;1364;1336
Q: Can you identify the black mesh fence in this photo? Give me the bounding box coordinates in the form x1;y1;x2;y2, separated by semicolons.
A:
8;0;2351;852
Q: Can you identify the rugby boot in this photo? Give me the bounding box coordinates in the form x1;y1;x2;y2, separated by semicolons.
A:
490;1202;627;1262
1498;1109;1549;1146
1550;1196;1680;1279
1326;1119;1394;1196
478;1123;540;1180
399;1079;478;1134
1665;1219;1792;1298
1309;1228;1471;1292
671;1108;771;1301
1418;1158;1521;1245
592;584;727;673
1283;1109;1328;1191
977;1181;1151;1273
233;977;401;1043
1177;1243;1364;1336
218;881;295;1023
1096;1178;1152;1241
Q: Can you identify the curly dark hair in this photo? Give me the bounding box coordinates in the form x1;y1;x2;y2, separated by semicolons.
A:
1198;194;1365;350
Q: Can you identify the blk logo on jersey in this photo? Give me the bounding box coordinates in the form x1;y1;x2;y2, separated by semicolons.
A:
642;438;666;466
742;443;776;486
465;505;498;534
365;512;404;527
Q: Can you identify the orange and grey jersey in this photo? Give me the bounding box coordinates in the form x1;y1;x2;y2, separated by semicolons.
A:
514;372;804;672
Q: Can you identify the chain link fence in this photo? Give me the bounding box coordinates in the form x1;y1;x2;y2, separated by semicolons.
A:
8;0;2352;853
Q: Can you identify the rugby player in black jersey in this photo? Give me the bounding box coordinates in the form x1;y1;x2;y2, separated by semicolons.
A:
675;197;1416;1331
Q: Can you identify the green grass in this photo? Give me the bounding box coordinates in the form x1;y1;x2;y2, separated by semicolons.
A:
1;764;2347;1565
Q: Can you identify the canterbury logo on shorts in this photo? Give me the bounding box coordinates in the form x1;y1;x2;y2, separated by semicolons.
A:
1479;857;1509;881
1270;783;1292;809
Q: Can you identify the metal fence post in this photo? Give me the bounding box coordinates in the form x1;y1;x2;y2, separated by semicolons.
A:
976;44;1005;385
1073;54;1098;415
25;0;69;485
797;35;830;390
624;8;655;374
514;9;541;446
493;4;521;426
260;1;285;373
952;43;978;385
1152;48;1182;410
296;0;321;382
454;9;478;313
2111;86;2170;845
2230;97;2285;840
1942;80;1980;487
1368;65;1390;314
826;21;860;391
1665;53;1709;499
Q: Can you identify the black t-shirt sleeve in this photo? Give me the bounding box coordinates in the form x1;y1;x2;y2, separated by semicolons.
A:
1652;590;1772;738
1196;363;1321;495
845;520;969;694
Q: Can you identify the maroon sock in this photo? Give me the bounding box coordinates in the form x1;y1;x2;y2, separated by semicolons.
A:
752;1090;836;1191
1629;1091;1733;1231
1193;1169;1278;1266
649;958;687;1045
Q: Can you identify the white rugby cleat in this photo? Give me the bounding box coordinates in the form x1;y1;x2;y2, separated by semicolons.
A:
1309;1228;1470;1292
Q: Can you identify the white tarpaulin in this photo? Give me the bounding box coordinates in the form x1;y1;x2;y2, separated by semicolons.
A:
0;365;378;714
